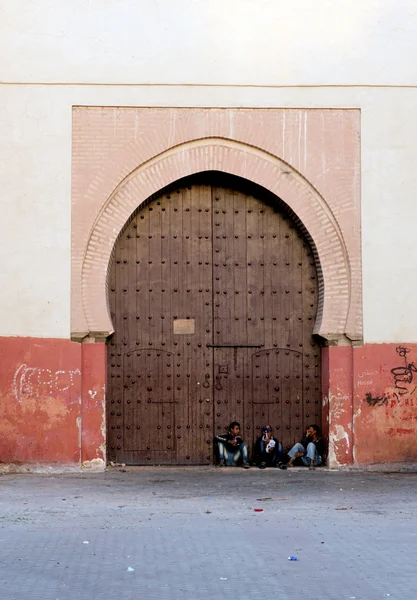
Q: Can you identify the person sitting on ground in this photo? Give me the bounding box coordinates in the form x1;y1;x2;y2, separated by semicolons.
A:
286;424;324;469
215;421;250;469
278;425;310;469
254;425;283;469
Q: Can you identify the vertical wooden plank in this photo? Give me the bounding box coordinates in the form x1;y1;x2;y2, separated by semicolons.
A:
302;238;321;430
133;210;151;461
147;200;166;458
164;182;214;464
246;194;264;347
160;190;175;458
234;193;254;452
124;220;138;455
215;185;239;441
251;348;264;441
232;188;247;345
147;202;162;350
265;203;282;435
246;193;264;451
107;243;118;463
256;199;270;443
271;348;283;441
288;224;303;445
176;185;191;464
212;185;247;451
132;210;147;462
213;186;227;346
169;187;184;463
116;223;129;462
191;184;214;464
263;203;274;352
161;189;177;460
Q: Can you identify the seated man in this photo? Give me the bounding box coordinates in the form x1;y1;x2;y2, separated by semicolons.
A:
254;425;283;469
287;424;324;469
215;421;250;469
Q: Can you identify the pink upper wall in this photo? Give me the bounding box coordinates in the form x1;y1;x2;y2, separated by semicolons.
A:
71;108;362;341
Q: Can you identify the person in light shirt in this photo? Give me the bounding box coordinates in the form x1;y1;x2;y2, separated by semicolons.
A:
286;424;324;470
215;421;250;469
253;425;282;469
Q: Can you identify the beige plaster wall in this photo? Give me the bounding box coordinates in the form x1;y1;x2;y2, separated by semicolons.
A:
1;2;417;342
2;1;416;86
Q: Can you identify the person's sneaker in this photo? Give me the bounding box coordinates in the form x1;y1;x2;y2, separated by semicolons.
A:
309;465;316;470
259;462;266;470
218;460;225;467
278;462;288;470
242;462;250;469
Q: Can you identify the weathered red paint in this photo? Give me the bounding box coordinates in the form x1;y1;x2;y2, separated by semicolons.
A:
0;337;82;464
81;342;106;464
353;343;417;464
324;343;417;466
0;337;106;467
1;337;417;467
321;347;330;446
324;346;354;466
386;428;414;435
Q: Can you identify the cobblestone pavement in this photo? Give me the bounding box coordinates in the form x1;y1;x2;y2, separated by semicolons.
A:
0;467;416;600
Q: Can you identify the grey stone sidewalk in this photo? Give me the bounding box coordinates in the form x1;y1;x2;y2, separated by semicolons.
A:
0;467;416;600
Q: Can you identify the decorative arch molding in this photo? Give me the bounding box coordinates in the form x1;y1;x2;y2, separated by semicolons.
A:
77;137;358;342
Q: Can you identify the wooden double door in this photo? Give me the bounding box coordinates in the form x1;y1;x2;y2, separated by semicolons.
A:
107;174;321;465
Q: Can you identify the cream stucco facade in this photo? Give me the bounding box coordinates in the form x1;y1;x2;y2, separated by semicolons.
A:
1;1;417;469
1;1;416;343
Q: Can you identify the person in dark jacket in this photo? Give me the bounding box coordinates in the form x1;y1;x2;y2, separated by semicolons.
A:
287;424;324;469
215;421;250;468
254;425;283;469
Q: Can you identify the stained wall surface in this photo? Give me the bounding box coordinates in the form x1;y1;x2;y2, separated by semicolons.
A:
0;337;106;468
325;344;417;466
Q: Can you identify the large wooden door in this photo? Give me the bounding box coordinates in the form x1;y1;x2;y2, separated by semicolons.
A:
107;174;321;465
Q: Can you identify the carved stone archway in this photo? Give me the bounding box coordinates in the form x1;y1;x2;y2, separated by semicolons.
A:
78;138;356;342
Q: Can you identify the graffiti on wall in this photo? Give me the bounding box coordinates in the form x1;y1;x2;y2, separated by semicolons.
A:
13;364;81;405
391;346;417;398
364;392;389;407
364;346;417;407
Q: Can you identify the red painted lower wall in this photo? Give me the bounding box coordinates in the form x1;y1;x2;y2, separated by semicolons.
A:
0;337;105;466
323;346;354;466
1;337;416;467
352;343;417;464
326;343;417;466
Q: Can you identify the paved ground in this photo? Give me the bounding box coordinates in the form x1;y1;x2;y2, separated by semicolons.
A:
0;466;416;600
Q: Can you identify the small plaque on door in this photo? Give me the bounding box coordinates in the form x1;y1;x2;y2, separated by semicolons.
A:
218;364;229;374
173;319;195;335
